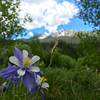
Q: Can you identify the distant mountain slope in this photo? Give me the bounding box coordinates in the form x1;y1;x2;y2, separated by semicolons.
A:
39;36;80;44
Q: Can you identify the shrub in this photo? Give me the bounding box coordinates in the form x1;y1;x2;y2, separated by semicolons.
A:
51;50;76;69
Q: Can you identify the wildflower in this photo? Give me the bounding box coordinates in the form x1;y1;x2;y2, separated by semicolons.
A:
0;48;40;92
0;48;49;100
36;75;49;100
36;75;49;89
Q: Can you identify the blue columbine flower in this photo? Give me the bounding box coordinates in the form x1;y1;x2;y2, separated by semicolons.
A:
0;48;49;100
0;48;41;92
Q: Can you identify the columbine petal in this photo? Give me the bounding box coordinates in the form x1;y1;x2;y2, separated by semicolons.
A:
17;69;25;76
30;66;40;72
30;56;40;65
36;75;41;85
0;65;18;79
9;56;20;67
23;71;37;92
23;50;28;59
14;48;23;65
41;82;49;89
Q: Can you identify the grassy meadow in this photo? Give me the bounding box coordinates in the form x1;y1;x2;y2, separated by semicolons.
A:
0;31;100;100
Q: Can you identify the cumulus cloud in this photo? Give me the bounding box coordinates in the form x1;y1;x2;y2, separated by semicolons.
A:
19;0;79;33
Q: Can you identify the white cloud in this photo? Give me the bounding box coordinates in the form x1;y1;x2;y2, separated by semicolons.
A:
28;32;34;37
19;0;79;33
76;0;80;2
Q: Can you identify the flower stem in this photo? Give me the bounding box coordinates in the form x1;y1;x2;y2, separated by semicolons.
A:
40;90;45;100
12;85;16;100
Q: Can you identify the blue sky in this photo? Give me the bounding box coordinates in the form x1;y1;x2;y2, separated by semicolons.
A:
57;18;93;31
18;0;93;38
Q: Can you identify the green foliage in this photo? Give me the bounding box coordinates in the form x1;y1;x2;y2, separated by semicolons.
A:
76;31;100;71
76;0;100;29
58;40;79;58
0;0;23;39
51;50;76;68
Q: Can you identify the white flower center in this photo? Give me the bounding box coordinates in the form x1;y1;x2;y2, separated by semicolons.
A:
17;69;26;76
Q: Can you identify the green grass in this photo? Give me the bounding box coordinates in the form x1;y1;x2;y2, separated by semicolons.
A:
0;67;100;100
